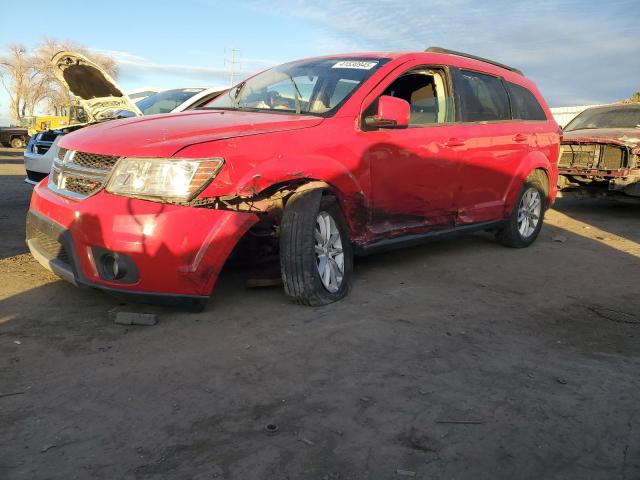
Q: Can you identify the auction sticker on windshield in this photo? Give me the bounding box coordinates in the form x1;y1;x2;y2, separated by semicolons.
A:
332;61;378;70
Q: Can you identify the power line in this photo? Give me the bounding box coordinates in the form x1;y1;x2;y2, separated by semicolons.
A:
224;47;241;86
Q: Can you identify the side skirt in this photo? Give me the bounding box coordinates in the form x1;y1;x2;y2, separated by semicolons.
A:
355;220;506;256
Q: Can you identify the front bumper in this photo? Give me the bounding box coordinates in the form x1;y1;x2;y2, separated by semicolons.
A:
24;148;56;185
27;182;259;305
24;148;55;174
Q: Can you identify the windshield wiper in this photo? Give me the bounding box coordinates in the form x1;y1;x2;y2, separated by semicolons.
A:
229;81;247;109
282;73;302;114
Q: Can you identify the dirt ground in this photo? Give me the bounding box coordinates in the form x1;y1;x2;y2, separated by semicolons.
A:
1;146;639;480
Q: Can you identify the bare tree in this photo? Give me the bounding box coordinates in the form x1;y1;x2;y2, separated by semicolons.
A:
0;39;120;123
0;44;36;123
625;91;640;104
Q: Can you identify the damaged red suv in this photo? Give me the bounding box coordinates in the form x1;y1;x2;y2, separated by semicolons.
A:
27;48;560;309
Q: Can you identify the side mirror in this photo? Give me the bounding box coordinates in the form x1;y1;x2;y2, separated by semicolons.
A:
365;95;410;129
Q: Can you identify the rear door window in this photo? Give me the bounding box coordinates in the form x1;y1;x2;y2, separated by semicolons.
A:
506;82;547;121
456;69;510;122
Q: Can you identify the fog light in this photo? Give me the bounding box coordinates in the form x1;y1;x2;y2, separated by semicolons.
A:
92;248;139;283
102;253;127;280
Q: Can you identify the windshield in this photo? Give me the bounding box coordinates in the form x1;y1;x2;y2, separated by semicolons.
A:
565;105;640;131
205;57;389;116
136;88;205;114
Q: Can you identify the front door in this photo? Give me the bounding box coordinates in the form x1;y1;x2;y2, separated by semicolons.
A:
356;65;463;239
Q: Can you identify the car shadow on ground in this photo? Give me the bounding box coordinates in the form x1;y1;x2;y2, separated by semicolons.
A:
0;170;32;260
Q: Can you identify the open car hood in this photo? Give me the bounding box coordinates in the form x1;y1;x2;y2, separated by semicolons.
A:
51;51;143;123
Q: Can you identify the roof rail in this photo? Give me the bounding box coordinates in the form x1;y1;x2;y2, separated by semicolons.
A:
425;47;523;76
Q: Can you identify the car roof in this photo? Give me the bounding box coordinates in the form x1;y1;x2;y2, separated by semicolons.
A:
581;103;640;112
294;50;525;79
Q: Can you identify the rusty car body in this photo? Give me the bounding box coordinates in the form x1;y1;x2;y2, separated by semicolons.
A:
558;103;640;198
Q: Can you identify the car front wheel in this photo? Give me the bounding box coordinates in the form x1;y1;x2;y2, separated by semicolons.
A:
280;188;353;305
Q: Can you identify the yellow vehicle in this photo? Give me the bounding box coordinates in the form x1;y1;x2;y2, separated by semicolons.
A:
22;105;87;136
23;115;68;136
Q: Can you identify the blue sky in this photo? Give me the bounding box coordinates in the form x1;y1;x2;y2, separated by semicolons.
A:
1;0;638;125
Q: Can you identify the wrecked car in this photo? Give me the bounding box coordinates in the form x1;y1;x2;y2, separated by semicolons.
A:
558;103;640;198
27;48;560;309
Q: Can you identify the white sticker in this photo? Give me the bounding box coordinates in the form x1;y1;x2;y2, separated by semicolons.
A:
332;61;378;70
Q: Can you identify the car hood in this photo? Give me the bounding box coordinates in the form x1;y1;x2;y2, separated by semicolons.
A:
563;128;640;146
58;109;324;157
51;51;143;123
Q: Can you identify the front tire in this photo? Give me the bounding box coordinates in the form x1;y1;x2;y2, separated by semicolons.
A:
280;189;353;306
497;177;546;248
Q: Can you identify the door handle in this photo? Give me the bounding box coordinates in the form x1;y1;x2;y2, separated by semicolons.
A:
444;138;466;147
513;133;528;143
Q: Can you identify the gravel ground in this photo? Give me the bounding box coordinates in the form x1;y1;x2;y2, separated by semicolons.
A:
1;146;639;480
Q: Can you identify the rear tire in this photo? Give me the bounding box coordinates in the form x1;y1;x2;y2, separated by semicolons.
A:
497;177;546;248
10;137;25;149
280;189;353;306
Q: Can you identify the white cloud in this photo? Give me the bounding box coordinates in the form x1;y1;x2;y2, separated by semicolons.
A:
250;0;640;106
93;48;277;87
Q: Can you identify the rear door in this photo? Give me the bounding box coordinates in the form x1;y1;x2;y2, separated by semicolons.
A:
451;68;527;223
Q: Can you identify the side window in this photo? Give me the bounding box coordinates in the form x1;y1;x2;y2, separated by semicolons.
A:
457;69;510;122
506;82;547;121
380;68;453;126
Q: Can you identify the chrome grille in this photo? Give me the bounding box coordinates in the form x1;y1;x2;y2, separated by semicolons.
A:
49;149;121;199
559;143;628;171
73;151;120;170
600;145;626;170
33;142;52;155
560;144;598;168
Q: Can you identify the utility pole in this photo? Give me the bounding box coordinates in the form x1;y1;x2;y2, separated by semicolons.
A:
224;46;241;86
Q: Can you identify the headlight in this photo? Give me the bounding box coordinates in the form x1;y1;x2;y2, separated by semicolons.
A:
106;157;224;202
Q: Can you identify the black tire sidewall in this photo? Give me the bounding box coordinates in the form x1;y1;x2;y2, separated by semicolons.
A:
280;191;354;305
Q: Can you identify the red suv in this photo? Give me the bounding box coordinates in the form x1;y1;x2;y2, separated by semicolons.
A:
27;48;560;309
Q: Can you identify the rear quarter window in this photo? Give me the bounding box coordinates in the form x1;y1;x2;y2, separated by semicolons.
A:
506;82;547;121
456;69;510;122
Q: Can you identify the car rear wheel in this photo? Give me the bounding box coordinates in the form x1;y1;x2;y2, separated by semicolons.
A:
280;188;353;305
10;137;25;149
497;177;546;248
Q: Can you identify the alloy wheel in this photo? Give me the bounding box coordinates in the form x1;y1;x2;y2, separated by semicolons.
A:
314;211;344;293
517;187;542;239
